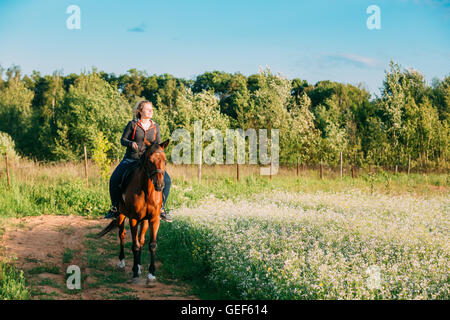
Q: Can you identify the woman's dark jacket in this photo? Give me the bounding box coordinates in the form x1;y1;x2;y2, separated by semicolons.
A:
121;119;161;160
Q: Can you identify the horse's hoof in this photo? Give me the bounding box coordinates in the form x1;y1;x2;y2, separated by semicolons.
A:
131;277;141;284
117;259;126;270
146;274;157;287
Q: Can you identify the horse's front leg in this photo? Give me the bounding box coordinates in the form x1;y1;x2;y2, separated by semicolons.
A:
147;216;160;285
117;214;126;270
137;219;149;276
129;218;141;281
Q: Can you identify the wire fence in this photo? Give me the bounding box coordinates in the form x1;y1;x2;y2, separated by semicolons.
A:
2;151;448;190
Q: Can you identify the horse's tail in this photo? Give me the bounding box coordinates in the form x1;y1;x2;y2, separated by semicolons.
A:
96;219;118;238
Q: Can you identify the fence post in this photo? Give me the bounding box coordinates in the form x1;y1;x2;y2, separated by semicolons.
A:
5;154;11;188
297;157;299;177
408;155;411;175
198;153;202;182
84;146;89;188
269;158;272;181
236;163;240;182
340;151;343;180
351;165;355;179
320;160;323;180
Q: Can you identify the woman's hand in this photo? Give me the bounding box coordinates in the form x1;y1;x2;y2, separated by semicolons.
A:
131;142;138;151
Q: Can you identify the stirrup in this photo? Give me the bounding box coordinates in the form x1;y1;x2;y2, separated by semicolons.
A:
104;206;118;219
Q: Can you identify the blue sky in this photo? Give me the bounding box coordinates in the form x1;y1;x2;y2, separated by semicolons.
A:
0;0;449;96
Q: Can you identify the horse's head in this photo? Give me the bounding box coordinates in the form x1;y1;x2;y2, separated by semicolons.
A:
141;139;170;192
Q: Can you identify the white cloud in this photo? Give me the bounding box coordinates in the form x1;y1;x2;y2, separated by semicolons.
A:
321;53;380;69
338;53;378;67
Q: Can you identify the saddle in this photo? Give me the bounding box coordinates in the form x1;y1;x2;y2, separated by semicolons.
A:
118;161;140;192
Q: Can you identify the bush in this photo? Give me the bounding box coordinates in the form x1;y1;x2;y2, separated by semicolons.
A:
92;132;112;181
0;260;29;300
0;131;18;159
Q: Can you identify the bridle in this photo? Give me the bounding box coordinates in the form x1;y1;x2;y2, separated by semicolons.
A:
149;168;165;178
144;149;165;181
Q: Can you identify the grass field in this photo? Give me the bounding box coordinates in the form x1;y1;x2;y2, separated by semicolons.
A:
0;159;449;299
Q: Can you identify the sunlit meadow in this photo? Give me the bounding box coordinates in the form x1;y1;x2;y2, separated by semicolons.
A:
158;190;449;299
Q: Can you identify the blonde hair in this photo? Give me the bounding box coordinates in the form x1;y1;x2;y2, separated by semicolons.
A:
134;100;153;119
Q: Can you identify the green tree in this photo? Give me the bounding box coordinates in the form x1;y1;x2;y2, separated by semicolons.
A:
285;92;319;164
117;69;145;103
0;75;34;154
22;71;66;160
431;76;450;121
380;61;407;166
219;73;249;123
53;72;131;160
237;68;291;132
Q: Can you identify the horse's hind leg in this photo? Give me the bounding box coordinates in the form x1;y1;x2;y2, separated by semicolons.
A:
117;214;126;270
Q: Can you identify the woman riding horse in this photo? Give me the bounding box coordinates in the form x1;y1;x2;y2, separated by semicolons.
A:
105;100;172;222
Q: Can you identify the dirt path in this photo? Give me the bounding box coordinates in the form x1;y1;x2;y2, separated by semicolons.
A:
1;215;198;300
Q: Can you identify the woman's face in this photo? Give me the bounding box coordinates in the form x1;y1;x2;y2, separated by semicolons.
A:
140;103;153;120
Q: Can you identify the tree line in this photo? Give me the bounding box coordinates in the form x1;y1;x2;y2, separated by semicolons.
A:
0;61;448;170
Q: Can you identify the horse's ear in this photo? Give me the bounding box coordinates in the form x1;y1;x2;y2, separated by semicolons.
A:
159;139;170;150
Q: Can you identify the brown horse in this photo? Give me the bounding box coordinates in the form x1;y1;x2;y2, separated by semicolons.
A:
97;139;170;285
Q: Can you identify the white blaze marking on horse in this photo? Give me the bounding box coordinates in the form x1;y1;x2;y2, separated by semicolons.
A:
122;193;126;202
117;259;126;268
138;265;142;275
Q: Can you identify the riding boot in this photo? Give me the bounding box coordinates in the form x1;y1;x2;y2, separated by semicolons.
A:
160;172;172;222
160;207;173;222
